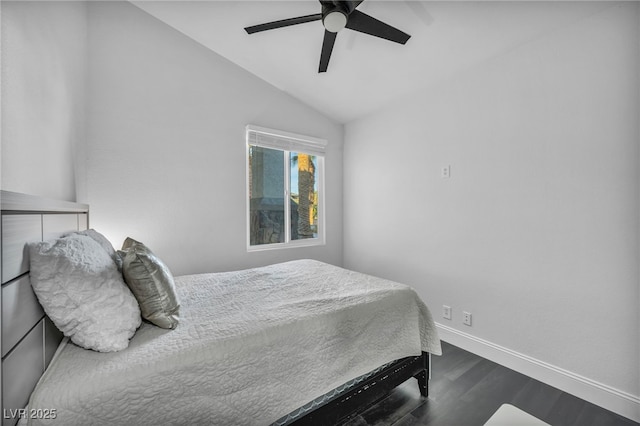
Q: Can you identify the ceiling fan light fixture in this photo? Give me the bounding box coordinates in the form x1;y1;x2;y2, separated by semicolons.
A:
323;11;347;33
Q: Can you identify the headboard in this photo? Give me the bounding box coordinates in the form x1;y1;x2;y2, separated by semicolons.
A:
1;191;89;426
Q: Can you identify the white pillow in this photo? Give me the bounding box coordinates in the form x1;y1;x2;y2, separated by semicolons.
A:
65;229;123;272
29;234;141;352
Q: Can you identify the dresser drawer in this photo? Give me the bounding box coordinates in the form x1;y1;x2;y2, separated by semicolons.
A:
2;276;45;357
2;321;45;426
1;215;42;284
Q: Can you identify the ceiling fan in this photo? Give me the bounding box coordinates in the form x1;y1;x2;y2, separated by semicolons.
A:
244;1;411;73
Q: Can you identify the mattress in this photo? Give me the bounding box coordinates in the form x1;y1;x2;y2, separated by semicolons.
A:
26;259;441;426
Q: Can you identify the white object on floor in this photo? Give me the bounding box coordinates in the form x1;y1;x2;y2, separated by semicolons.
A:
484;404;550;426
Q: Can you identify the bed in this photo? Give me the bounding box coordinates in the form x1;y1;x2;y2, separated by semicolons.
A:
0;191;441;426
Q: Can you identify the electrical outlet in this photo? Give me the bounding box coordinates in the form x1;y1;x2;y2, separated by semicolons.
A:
463;311;472;326
443;305;452;320
441;165;451;178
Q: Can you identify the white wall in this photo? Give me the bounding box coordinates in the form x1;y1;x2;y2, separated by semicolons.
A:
344;2;639;419
3;0;637;418
1;1;87;201
84;2;343;275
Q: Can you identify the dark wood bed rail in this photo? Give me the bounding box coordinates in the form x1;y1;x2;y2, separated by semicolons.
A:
290;352;430;425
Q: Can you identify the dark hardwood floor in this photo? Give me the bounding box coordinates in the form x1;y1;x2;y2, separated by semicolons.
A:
342;341;639;426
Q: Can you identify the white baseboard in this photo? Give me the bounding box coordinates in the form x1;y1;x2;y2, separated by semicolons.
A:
435;323;640;423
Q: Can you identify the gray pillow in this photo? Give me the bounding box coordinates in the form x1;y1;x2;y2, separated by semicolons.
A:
119;238;180;329
29;234;141;352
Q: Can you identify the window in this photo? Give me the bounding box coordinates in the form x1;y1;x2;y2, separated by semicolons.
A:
246;125;326;251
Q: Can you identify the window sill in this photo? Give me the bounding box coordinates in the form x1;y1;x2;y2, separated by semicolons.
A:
247;239;325;252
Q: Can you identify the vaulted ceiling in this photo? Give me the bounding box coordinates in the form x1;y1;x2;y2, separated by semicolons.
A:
132;1;614;123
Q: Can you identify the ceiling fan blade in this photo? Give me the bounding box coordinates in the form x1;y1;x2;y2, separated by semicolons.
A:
404;1;434;26
245;14;322;34
319;1;363;14
319;30;337;73
345;10;410;44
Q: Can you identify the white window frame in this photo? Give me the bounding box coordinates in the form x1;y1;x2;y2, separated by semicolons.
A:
246;125;326;252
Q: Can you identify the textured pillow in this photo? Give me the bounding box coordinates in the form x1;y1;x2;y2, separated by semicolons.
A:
119;238;180;329
65;229;123;271
29;234;141;352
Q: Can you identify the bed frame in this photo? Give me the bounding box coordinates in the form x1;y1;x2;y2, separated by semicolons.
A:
287;352;429;425
0;190;429;426
1;191;89;426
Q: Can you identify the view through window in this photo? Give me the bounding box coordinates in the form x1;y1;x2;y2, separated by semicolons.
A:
247;126;325;250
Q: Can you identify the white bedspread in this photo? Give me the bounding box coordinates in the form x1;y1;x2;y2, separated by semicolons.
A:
27;260;441;426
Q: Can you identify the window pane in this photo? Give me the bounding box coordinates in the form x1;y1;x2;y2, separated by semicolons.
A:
290;152;318;241
249;146;285;245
